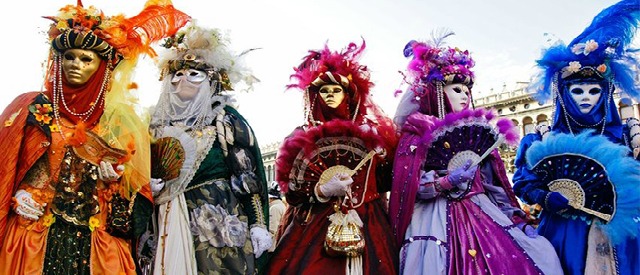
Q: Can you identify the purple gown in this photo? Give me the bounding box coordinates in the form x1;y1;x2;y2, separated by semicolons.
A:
390;112;563;275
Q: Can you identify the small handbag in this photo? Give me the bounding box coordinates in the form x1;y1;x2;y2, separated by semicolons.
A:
324;198;365;257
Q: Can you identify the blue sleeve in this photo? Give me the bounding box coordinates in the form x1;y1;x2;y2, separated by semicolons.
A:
512;133;548;205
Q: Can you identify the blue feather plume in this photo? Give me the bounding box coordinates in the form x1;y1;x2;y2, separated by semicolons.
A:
526;130;640;244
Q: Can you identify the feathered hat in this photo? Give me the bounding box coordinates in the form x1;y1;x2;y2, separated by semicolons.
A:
45;0;190;66
529;0;640;103
289;40;373;125
395;31;475;123
157;21;258;91
527;0;640;139
403;31;475;91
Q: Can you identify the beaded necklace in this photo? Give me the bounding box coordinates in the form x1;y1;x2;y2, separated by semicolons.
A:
51;54;111;139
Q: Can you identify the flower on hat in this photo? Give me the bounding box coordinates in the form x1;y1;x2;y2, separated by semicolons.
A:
571;39;599;56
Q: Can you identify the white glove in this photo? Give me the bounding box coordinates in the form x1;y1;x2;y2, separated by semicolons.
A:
14;189;45;221
98;161;124;182
250;226;273;258
318;173;354;198
150;178;165;196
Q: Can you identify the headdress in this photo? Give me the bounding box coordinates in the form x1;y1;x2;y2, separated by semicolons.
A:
395;31;476;127
289;40;374;126
46;0;191;66
528;0;640;140
157;21;258;92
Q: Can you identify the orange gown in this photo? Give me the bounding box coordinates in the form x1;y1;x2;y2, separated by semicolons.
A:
0;92;150;274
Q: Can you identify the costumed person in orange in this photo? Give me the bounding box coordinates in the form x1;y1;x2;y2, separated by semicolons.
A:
513;1;640;274
146;22;271;275
268;41;398;275
389;31;563;274
0;1;189;274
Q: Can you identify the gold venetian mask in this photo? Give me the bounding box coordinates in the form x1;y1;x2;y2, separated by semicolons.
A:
62;49;102;86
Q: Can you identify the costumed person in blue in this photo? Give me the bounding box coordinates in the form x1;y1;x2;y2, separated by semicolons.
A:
389;31;563;275
145;22;272;274
513;1;640;274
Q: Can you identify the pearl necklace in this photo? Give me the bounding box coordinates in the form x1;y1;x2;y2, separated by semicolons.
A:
52;54;111;138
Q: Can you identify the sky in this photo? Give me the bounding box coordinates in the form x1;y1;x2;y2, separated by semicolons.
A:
0;0;629;146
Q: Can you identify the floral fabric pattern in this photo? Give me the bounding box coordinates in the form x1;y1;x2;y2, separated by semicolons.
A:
190;203;247;248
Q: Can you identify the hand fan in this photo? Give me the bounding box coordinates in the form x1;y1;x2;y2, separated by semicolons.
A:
526;130;640;235
276;120;385;206
151;136;185;181
72;130;128;166
422;108;519;172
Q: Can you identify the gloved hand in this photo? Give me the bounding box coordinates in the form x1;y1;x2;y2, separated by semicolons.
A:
317;173;354;198
14;189;45;221
250;226;273;258
545;192;570;213
445;160;478;189
516;222;538;238
98;161;124;182
150;178;165;196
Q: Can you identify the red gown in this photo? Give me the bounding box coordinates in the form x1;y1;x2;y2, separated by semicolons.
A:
267;122;398;275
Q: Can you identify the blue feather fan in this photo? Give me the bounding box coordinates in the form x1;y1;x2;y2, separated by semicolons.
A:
526;130;640;244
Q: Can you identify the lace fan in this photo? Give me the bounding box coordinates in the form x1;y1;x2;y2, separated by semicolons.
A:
422;108;519;172
276;120;384;205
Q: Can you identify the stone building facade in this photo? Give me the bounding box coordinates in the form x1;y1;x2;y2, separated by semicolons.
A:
260;142;280;184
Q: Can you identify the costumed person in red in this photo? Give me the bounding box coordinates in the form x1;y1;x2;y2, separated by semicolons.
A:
0;1;189;274
389;31;563;275
144;22;271;275
513;1;640;274
268;41;399;275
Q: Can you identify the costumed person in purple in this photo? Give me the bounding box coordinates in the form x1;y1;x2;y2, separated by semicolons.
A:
389;31;563;275
145;22;272;274
0;1;189;274
267;41;399;275
513;1;640;274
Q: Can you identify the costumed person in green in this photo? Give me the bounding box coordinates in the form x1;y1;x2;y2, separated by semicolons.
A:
146;22;271;275
513;1;640;274
0;1;189;274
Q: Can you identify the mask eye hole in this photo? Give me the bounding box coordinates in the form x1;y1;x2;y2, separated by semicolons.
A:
319;87;343;94
570;88;584;95
453;87;462;93
589;88;601;95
